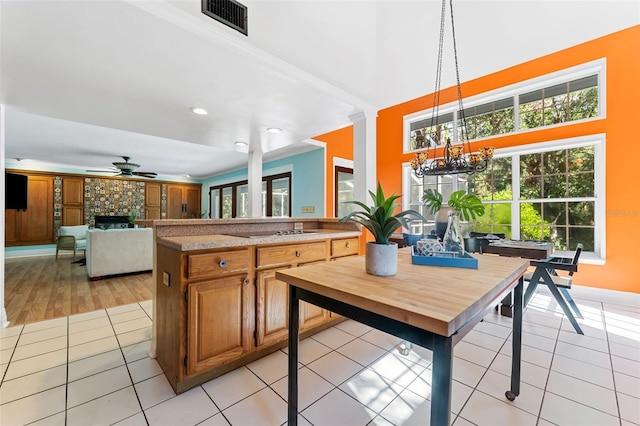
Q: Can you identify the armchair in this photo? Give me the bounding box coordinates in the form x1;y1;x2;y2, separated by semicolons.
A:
524;243;584;334
56;225;88;261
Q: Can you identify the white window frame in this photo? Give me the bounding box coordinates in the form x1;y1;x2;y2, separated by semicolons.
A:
403;134;606;264
403;58;606;154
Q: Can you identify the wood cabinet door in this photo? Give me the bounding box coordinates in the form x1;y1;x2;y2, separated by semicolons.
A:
61;207;84;226
256;267;291;348
167;185;184;219
166;184;201;219
61;177;85;226
4;209;19;244
19;176;54;244
62;177;84;205
187;274;251;375
185;186;201;218
145;183;162;219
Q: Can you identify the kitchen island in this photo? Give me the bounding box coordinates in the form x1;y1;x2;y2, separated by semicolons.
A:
139;218;361;393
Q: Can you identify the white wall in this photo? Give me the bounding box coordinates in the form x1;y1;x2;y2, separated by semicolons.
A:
244;1;639;109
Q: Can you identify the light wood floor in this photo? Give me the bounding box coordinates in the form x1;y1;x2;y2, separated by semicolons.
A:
4;254;153;327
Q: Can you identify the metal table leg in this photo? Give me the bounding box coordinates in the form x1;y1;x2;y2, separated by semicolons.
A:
506;276;523;401
431;335;453;425
288;285;300;426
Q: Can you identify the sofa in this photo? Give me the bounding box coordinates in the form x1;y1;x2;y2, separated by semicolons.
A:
85;228;153;279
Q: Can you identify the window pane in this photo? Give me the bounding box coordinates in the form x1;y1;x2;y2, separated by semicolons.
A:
211;190;221;219
520;74;598;130
543;150;566;174
236;184;249;218
569;227;594;251
543;174;568;198
337;169;355;218
472;203;512;238
262;182;267;217
271;177;289;217
409;112;454;150
459;98;514;140
543;202;567;225
470;157;512;201
568;146;594;171
221;187;233;218
568;201;595;226
520;202;553;241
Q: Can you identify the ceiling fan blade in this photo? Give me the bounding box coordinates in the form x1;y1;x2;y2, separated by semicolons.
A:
132;171;157;178
86;169;118;173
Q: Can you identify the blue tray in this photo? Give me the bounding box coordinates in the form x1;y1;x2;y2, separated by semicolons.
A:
411;246;478;269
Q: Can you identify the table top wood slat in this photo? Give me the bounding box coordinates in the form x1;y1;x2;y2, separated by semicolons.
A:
277;249;529;337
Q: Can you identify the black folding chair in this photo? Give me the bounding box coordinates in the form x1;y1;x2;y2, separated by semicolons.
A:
524;243;584;334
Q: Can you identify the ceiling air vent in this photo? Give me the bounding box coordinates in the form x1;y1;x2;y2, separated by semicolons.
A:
202;0;248;36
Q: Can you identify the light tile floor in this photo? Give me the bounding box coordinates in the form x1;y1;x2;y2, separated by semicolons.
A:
1;286;639;426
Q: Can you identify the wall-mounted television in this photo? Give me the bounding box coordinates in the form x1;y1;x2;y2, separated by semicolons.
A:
5;172;28;210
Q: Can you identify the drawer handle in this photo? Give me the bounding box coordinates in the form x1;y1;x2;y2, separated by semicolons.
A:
219;260;227;268
345;242;351;249
295;251;301;257
243;278;250;285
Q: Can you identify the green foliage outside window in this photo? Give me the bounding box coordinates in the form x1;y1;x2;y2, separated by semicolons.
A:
520;86;598;129
460;99;515;141
408;74;598;153
410;72;599;251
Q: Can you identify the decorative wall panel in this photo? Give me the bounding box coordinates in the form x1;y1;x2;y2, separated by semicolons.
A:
53;176;62;239
83;178;145;227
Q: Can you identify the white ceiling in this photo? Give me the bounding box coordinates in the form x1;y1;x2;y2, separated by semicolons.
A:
1;1;638;179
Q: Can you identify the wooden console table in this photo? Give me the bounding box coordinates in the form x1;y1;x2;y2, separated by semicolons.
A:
484;240;554;260
484;241;554;317
277;251;529;426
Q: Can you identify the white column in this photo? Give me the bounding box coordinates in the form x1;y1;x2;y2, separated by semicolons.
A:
247;149;263;217
0;105;8;327
349;110;376;203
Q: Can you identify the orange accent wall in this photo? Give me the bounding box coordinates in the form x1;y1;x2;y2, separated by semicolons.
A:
376;25;640;293
314;125;354;217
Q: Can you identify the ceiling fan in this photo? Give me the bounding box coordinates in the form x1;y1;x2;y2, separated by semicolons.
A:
87;156;158;179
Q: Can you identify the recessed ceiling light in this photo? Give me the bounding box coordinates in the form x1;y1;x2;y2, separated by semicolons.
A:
234;141;248;147
190;107;208;115
267;127;282;134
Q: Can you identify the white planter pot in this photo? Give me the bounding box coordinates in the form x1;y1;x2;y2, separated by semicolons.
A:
365;242;398;276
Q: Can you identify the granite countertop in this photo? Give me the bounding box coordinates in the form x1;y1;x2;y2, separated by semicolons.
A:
137;217;352;227
157;229;362;251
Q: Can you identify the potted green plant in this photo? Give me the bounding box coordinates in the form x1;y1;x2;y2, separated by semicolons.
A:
422;189;485;254
128;211;138;228
341;183;426;276
422;189;485;221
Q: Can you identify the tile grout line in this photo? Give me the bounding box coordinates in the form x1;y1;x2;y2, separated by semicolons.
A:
108;305;151;426
601;301;624;426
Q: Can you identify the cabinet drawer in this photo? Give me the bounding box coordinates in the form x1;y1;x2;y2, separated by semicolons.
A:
187;249;249;279
331;238;359;258
257;242;327;267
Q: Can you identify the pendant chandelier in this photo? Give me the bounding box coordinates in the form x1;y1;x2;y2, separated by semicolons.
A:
411;0;494;177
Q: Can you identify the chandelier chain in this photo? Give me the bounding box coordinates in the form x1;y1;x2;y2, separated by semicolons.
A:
430;0;448;141
410;0;494;177
448;0;471;150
